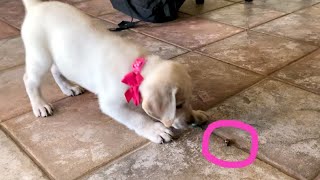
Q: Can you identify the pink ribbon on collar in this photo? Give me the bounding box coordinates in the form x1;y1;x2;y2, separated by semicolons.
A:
121;57;146;106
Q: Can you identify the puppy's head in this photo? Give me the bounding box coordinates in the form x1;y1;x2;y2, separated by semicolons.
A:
140;58;194;129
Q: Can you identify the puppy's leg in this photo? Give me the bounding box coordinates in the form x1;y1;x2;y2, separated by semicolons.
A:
24;50;53;117
51;64;85;96
99;98;173;144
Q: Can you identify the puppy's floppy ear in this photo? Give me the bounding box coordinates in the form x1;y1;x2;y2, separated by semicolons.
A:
142;87;177;127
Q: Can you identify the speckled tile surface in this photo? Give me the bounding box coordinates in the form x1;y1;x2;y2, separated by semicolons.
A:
208;79;320;180
296;3;320;18
121;32;188;59
0;130;47;180
74;0;116;17
248;0;320;13
2;93;147;180
93;19;188;59
137;17;243;49
0;66;65;122
172;52;262;110
83;129;294;180
0;21;19;40
198;31;317;74
0;0;25;29
253;9;320;46
200;3;285;28
179;0;234;15
0;37;24;71
273;49;320;94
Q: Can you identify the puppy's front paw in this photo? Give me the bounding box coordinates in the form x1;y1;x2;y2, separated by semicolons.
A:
32;103;53;117
63;85;85;97
192;110;210;125
139;122;174;144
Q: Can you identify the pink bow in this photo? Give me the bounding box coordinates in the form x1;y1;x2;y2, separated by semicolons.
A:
121;57;146;106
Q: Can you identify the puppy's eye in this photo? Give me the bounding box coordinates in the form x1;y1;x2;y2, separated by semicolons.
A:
176;103;184;109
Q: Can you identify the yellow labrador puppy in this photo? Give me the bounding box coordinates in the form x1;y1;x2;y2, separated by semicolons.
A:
21;0;209;143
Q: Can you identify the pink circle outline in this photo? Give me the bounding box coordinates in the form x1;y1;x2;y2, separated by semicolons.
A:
202;120;259;168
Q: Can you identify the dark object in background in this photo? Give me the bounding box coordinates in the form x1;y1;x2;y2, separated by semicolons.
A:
196;0;204;4
109;0;253;31
110;0;185;23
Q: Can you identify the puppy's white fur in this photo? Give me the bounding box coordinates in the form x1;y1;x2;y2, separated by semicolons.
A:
21;0;208;143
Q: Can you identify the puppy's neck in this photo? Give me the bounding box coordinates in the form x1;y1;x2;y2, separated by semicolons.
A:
140;55;164;77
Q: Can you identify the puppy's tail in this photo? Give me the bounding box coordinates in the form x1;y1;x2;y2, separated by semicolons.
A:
22;0;43;11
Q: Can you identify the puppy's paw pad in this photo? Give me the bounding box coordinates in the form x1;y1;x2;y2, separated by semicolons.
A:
32;104;53;117
193;110;210;125
143;123;174;144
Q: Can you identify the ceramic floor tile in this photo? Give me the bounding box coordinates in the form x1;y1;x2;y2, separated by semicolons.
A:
179;0;234;15
0;37;25;71
0;66;65;122
295;3;320;18
273;49;320;94
93;19;188;59
0;130;47;180
0;21;19;40
0;0;25;29
74;0;116;17
200;3;285;28
121;32;188;59
253;12;320;46
198;31;317;75
2;93;147;180
83;129;294;180
207;79;320;180
172;52;262;110
248;0;320;13
137;17;243;49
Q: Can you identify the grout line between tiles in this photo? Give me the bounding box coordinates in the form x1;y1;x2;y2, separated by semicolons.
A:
203;78;305;179
193;50;266;76
95;15;194;52
1;2;318;179
74;141;151;180
0;94;71;123
134;31;193;51
313;172;320;180
0;123;55;180
215;131;303;180
190;28;245;50
266;47;320;74
250;29;320;47
192;1;320;48
270;76;320;96
0;63;25;74
0;19;20;31
180;0;241;16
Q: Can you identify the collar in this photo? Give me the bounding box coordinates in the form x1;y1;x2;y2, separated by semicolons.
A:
121;57;146;106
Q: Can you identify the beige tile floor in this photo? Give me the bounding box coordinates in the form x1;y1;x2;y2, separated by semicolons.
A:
0;0;319;179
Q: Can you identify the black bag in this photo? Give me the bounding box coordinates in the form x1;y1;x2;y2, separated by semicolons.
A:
110;0;185;23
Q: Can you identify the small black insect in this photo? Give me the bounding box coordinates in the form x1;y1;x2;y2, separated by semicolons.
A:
224;139;231;146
